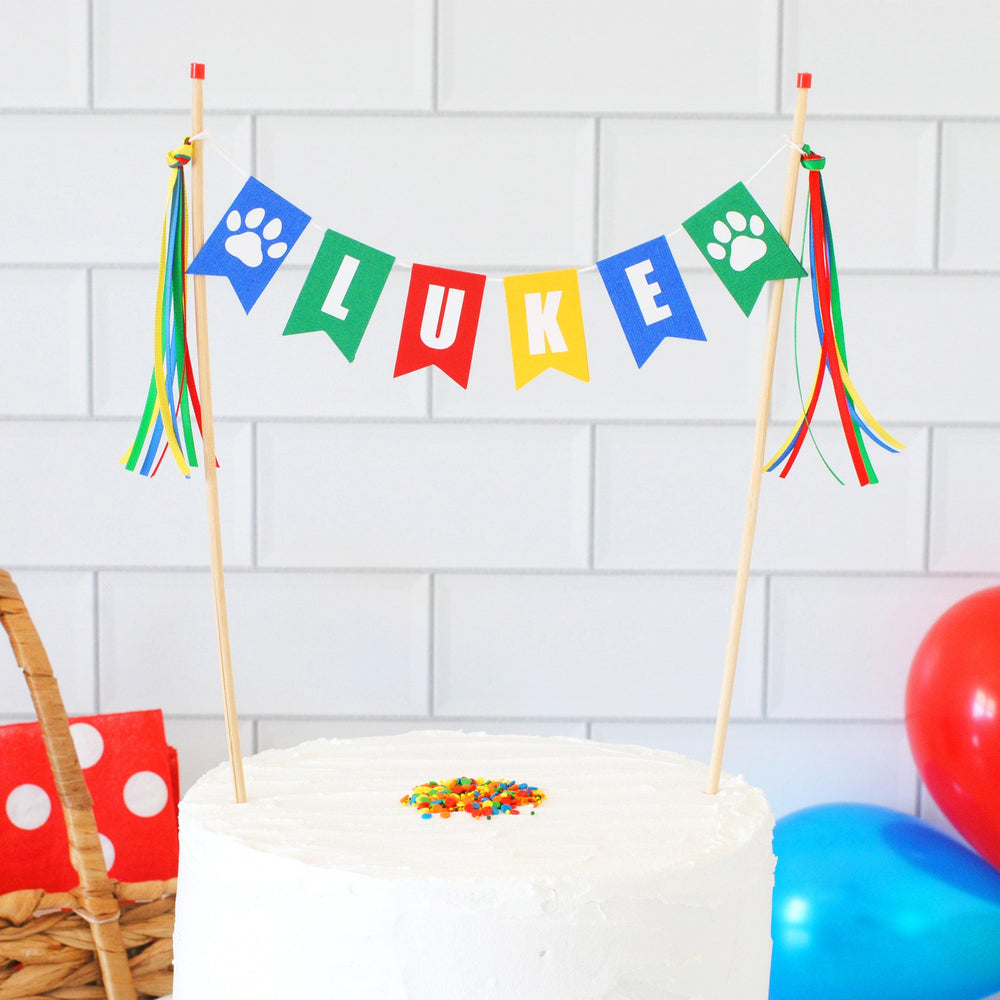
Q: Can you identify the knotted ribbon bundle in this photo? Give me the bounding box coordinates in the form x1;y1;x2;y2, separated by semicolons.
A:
766;147;903;485
122;140;205;477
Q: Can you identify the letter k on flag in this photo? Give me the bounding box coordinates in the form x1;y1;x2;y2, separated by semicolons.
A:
503;269;589;389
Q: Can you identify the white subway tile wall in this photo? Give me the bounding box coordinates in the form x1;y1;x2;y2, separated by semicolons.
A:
590;720;920;820
0;0;89;108
1;6;997;855
940;123;1000;271
438;0;780;114
256;115;597;269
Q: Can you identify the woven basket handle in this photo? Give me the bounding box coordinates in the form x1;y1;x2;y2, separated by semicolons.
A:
0;569;138;1000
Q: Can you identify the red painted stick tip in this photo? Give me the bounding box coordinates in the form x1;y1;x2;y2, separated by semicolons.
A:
796;71;812;89
190;63;206;80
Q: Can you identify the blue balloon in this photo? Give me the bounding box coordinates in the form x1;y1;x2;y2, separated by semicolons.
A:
770;803;1000;1000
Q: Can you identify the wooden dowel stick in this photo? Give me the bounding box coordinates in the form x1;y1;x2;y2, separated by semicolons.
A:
706;73;812;795
189;63;247;803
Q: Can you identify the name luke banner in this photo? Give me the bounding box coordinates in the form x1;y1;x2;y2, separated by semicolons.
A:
126;121;901;485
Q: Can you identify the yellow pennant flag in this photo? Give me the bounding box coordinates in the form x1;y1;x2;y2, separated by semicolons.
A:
503;269;589;390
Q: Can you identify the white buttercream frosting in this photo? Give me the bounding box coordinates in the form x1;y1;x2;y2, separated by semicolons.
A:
173;731;775;1000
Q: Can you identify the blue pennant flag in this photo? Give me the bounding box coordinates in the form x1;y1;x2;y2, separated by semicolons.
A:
188;177;311;313
597;236;705;367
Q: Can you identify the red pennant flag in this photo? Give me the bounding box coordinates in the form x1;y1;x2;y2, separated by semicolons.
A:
394;264;487;389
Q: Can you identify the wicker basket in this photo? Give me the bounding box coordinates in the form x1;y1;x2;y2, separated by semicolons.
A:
0;569;175;1000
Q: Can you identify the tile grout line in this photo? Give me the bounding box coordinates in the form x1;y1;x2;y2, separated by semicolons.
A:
922;427;935;572
932;119;944;271
761;574;771;719
427;574;436;716
250;422;259;567
86;0;95;110
775;0;785;113
249;114;258;177
85;267;95;416
2;414;1000;431
431;0;440;112
1;712;914;727
587;424;597;571
8;562;1000;580
592;117;602;264
3;106;1000;125
92;569;101;713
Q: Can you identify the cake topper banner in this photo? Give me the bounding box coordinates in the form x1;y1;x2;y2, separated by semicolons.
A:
188;152;799;392
128;121;899;489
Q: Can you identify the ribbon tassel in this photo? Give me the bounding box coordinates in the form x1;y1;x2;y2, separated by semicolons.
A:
121;140;205;477
766;146;903;485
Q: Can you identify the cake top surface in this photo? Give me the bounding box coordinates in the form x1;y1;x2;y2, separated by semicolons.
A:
181;730;771;880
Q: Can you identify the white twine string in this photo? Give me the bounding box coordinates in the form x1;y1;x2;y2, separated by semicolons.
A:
195;131;249;179
193;133;801;283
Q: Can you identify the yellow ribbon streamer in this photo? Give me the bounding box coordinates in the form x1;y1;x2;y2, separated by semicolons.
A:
119;142;193;474
766;346;904;470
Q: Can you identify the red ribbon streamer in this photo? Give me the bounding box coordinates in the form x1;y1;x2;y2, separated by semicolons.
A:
778;161;869;485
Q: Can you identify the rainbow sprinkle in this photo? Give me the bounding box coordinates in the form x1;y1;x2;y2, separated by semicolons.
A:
401;777;545;820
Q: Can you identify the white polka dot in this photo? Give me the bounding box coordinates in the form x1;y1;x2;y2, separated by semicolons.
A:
123;771;169;818
70;722;104;769
99;832;115;871
6;783;52;830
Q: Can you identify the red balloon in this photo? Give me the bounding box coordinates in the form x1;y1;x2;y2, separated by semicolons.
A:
906;587;1000;871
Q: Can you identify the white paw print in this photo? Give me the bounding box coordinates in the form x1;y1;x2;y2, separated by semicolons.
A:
706;211;767;273
224;207;289;267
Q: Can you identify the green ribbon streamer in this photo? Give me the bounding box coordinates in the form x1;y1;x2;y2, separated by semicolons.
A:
792;197;844;486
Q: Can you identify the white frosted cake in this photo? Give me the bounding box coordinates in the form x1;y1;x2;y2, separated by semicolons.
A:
172;731;775;999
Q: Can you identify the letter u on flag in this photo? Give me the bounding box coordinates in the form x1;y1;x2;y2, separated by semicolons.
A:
394;265;487;388
503;269;589;389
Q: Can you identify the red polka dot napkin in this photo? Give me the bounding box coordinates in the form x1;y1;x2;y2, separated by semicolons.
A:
0;710;179;893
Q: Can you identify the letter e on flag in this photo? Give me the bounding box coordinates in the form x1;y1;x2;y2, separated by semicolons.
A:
597;236;705;368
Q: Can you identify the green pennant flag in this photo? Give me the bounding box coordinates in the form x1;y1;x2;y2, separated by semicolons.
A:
283;229;395;361
683;182;806;317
